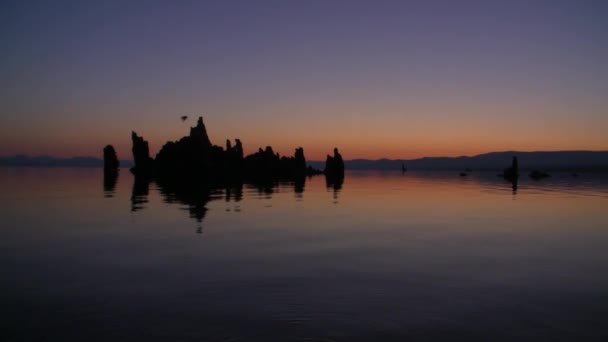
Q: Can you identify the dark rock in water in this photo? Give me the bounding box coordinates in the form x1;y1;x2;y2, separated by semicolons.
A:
103;145;119;171
243;146;281;178
325;147;345;179
131;132;154;175
497;156;519;193
155;117;219;176
242;146;312;179
459;172;467;177
571;173;579;178
307;166;324;175
529;170;550;180
103;144;119;197
502;156;519;180
129;116;324;182
324;148;345;192
224;138;244;175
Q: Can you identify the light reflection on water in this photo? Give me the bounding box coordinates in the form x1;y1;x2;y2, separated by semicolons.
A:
1;167;608;341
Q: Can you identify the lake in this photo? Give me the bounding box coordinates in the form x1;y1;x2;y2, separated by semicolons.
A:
1;167;608;341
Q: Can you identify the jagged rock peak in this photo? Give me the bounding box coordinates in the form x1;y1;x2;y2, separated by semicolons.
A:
190;116;211;146
131;131;153;171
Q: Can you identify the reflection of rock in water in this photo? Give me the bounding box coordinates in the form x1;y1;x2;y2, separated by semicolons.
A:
103;170;118;198
294;176;306;199
249;178;276;197
131;176;150;212
224;180;243;202
156;177;216;224
326;174;344;202
294;175;305;194
127;174;306;233
156;177;246;233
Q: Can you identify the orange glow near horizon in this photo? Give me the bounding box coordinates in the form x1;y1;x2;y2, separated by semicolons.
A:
1;114;607;161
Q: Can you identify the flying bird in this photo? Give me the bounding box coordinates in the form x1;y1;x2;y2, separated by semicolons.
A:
180;115;188;122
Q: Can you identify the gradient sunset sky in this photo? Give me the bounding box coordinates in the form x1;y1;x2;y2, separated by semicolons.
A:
1;0;607;160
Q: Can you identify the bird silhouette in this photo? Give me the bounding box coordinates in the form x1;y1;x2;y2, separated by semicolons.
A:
181;115;188;122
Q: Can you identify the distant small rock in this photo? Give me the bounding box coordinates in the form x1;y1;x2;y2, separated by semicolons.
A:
529;170;550;180
502;156;519;180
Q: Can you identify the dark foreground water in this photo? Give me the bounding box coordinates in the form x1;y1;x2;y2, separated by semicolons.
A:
1;167;608;341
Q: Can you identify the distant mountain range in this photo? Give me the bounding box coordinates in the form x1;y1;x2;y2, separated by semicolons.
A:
307;151;608;171
0;155;133;168
2;151;608;171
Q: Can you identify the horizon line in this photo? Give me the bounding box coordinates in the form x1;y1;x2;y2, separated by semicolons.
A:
3;149;608;163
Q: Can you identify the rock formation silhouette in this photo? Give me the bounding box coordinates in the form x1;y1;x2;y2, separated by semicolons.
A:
155;117;220;177
131;132;154;175
103;145;119;197
103;145;119;172
324;148;345;178
498;156;519;194
324;148;345;199
502;156;519;180
130;116;324;181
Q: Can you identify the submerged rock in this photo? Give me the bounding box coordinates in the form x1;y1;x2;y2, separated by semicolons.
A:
529;170;550;180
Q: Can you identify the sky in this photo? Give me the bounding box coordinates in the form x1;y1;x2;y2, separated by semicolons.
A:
1;0;607;160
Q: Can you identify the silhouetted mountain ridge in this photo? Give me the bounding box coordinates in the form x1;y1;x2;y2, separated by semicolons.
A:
0;155;133;168
3;151;608;171
308;151;608;171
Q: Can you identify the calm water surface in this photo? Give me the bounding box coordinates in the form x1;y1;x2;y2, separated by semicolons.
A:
1;168;608;341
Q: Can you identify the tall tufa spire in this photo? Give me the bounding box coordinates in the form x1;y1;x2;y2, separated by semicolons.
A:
189;116;211;147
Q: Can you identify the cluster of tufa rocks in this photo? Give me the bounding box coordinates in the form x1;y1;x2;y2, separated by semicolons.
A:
498;156;551;180
127;117;343;181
